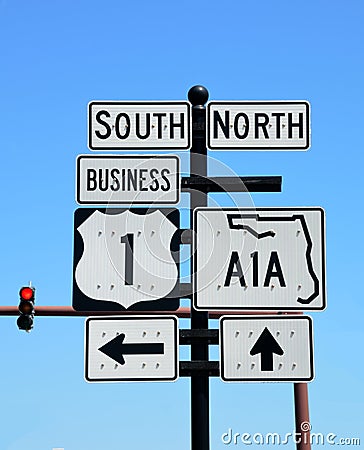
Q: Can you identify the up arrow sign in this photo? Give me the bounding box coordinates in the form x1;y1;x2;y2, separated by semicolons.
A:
98;333;164;365
220;316;314;382
250;327;284;371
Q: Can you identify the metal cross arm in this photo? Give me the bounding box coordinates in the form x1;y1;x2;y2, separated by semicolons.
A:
181;176;282;193
179;329;219;345
180;361;220;377
179;329;220;377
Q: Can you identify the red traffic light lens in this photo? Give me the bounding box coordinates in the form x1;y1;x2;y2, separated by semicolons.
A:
20;287;34;301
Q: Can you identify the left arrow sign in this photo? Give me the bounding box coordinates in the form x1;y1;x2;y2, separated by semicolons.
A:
85;316;178;382
98;333;165;365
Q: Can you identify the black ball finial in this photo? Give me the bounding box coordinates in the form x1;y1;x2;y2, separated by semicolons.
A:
188;85;209;106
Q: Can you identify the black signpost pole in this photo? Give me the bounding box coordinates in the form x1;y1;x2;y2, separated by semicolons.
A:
188;85;210;450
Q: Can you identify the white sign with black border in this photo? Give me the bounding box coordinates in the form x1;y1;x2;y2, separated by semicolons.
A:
207;101;310;150
193;207;325;311
220;315;314;382
88;101;191;150
76;155;180;205
85;316;178;382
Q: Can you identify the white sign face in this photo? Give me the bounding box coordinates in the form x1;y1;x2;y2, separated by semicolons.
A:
220;315;314;382
73;208;179;311
76;155;180;205
88;101;191;150
194;207;325;311
85;316;178;382
207;101;310;150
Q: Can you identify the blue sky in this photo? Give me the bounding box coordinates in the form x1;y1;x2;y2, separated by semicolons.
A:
0;0;363;449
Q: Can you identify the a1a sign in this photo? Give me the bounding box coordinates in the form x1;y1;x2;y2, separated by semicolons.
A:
193;207;325;311
73;208;180;311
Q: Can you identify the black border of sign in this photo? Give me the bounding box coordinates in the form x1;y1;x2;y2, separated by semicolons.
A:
207;101;311;150
73;207;180;312
193;207;326;311
76;155;180;205
220;315;314;382
88;101;191;150
85;315;179;382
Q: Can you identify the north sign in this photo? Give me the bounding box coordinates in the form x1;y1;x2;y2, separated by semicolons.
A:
76;155;180;205
220;315;314;382
193;207;325;311
73;208;180;311
85;316;178;382
207;101;310;150
88;101;191;150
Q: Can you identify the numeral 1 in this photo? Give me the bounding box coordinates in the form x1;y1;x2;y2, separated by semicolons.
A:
120;233;134;285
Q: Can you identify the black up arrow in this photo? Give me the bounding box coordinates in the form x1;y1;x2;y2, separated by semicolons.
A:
249;327;284;371
98;333;164;365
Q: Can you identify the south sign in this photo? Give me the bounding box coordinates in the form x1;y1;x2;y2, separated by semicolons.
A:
88;101;191;150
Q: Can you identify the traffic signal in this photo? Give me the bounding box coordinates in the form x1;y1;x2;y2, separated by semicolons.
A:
17;286;35;332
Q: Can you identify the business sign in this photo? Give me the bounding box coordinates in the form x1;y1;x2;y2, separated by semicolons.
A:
88;101;191;150
85;316;178;382
220;315;314;382
207;101;310;150
76;155;180;205
73;208;180;311
193;207;325;311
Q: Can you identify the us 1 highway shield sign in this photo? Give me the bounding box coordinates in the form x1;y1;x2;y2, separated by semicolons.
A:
73;208;180;311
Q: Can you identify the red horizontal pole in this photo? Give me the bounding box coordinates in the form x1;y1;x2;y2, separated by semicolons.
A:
0;306;301;318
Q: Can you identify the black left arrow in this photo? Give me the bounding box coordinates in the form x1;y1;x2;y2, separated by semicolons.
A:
98;333;164;365
250;327;284;371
